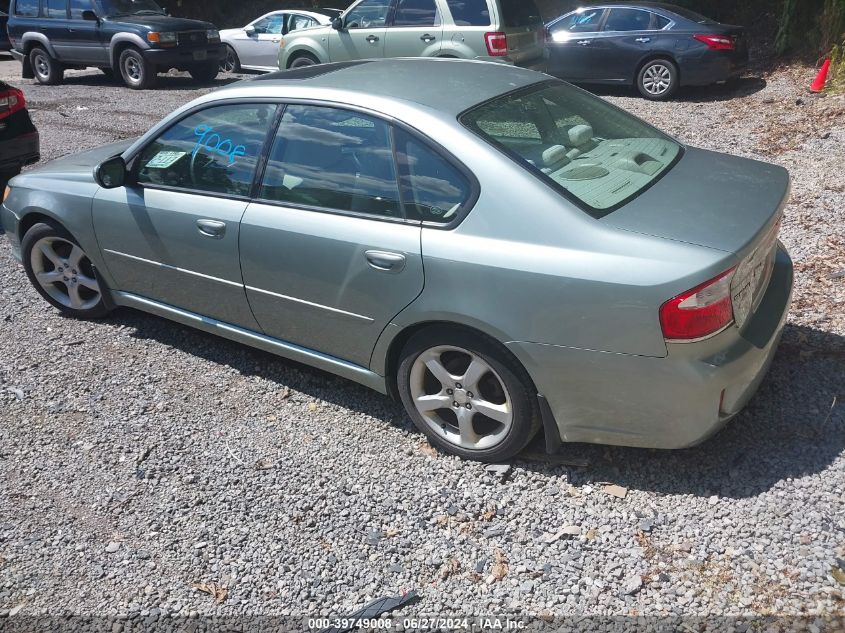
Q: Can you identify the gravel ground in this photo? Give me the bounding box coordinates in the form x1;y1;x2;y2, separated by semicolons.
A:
1;55;844;626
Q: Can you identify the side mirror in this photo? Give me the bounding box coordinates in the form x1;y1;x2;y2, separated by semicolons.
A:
244;25;256;36
81;9;98;21
95;156;127;189
331;16;343;31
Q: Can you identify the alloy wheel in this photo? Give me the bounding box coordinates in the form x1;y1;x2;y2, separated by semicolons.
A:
29;236;101;311
222;49;237;73
409;345;513;451
33;53;50;80
642;63;672;96
124;56;142;82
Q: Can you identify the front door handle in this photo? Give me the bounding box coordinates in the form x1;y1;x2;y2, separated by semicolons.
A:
197;219;226;239
366;35;380;43
635;37;651;43
420;33;436;42
365;250;405;273
576;39;591;46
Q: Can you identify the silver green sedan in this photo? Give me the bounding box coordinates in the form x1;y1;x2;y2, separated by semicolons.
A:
0;59;792;462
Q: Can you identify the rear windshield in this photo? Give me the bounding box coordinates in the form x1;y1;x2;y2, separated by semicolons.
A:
665;4;716;24
461;82;682;216
500;0;542;28
445;0;490;26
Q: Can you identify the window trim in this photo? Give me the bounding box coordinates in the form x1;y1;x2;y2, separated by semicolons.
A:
458;78;685;219
125;98;282;202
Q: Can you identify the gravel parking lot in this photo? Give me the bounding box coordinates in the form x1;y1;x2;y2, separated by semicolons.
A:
1;56;844;625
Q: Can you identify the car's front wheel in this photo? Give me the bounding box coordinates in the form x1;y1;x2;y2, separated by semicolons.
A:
289;53;319;69
220;45;240;73
29;46;64;85
397;327;541;462
189;62;219;83
637;58;678;100
21;223;111;319
119;48;156;89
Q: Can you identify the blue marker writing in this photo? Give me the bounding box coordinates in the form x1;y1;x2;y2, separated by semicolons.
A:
193;124;247;165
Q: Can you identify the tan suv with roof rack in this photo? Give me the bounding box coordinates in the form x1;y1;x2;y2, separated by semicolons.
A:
278;0;545;71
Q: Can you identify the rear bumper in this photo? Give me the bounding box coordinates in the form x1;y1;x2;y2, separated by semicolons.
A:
474;54;546;72
142;43;226;68
681;51;749;86
507;245;793;449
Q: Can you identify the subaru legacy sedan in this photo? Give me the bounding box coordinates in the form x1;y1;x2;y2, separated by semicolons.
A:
0;60;792;462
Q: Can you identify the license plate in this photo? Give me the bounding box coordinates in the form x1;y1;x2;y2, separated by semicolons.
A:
193;50;208;61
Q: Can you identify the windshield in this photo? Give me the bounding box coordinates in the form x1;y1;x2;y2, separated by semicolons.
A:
97;0;164;16
461;82;682;216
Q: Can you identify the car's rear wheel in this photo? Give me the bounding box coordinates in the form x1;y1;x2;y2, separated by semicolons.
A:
289;53;319;69
119;47;156;90
21;223;111;319
189;62;219;83
637;58;678;100
220;45;240;73
29;46;64;85
397;327;541;462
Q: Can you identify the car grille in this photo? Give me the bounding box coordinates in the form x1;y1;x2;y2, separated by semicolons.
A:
731;219;780;330
177;31;208;46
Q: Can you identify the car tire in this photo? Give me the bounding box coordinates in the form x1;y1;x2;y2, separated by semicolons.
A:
29;46;64;85
397;326;541;462
189;62;219;83
119;47;156;90
289;53;319;69
637;58;678;100
21;223;112;319
220;45;240;73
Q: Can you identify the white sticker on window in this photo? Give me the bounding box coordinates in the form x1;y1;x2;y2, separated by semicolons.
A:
145;151;187;169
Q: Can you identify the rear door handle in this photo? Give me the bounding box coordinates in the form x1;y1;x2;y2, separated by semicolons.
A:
197;219;226;239
365;250;405;273
635;37;651;43
366;35;380;43
420;34;436;42
576;39;591;46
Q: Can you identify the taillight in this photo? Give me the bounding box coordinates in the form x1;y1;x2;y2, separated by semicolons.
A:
694;34;735;51
659;268;736;341
485;32;508;57
0;88;26;120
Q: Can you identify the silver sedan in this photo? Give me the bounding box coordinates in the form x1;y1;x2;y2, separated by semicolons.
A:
0;59;793;462
219;9;338;73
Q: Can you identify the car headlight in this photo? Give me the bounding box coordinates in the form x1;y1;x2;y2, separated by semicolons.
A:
147;31;177;46
207;29;220;43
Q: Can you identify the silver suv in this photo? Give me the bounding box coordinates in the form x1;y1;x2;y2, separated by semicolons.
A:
277;0;545;70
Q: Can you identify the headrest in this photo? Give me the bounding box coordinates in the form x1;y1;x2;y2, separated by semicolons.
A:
542;145;568;166
568;124;593;146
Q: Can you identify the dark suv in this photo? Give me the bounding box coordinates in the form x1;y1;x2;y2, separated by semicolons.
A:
7;0;225;89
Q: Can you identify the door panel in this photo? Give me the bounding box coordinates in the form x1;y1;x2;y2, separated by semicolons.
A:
545;9;606;81
384;0;442;57
240;205;423;367
329;0;390;60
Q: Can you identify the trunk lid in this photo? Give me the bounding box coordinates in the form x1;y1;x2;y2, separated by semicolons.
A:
602;146;789;255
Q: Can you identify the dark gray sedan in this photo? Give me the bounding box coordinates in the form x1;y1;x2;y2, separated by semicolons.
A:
0;59;791;461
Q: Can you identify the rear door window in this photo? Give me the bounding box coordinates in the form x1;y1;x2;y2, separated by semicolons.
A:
603;8;652;31
288;14;316;31
394;129;471;223
654;14;671;29
136;104;277;197
14;0;38;16
500;0;541;28
393;0;439;27
45;0;67;18
444;0;490;26
259;105;402;219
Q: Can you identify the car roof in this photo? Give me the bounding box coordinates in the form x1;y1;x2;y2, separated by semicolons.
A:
222;58;544;117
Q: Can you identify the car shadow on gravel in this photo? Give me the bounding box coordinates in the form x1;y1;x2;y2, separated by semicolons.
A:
581;76;767;103
56;73;243;91
521;323;845;500
105;308;843;500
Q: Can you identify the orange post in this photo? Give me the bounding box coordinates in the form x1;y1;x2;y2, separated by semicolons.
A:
810;58;831;92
